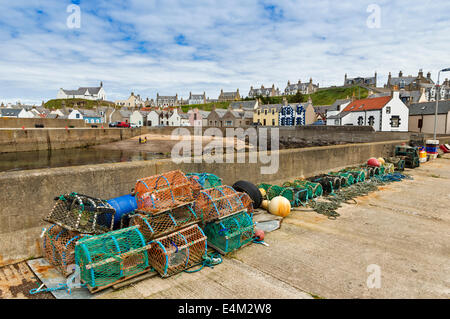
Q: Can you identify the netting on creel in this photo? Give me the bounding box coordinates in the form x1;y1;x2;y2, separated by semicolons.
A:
185;173;223;189
238;192;254;217
135;170;194;214
307;174;342;194
281;180;323;199
203;210;254;255
129;205;199;243
192;186;245;223
44;193;115;234
328;172;355;187
258;183;310;207
75;226;150;292
147;224;207;277
339;169;366;183
42;224;89;276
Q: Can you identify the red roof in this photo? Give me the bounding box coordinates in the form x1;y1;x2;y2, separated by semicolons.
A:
342;96;391;112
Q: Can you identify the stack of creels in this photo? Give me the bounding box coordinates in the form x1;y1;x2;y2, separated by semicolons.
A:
147;224;207;278
203;210;254;255
44;193;116;235
129;205;200;243
42;225;90;276
75;226;151;293
134;170;194;214
192;185;246;224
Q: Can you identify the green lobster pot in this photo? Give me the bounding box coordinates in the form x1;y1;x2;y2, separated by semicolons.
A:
75;226;150;293
204;211;254;255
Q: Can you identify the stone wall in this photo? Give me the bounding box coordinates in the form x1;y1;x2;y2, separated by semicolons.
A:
0;117;86;128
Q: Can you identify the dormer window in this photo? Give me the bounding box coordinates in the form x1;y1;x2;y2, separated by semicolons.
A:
386;106;391;114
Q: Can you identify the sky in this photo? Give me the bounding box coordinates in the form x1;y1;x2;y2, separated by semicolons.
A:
0;0;449;105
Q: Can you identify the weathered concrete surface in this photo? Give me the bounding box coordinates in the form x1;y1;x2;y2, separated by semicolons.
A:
96;258;312;299
98;155;450;299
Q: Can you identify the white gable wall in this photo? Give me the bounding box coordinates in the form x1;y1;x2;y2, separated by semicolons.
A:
130;111;144;127
147;111;160;126
380;94;409;132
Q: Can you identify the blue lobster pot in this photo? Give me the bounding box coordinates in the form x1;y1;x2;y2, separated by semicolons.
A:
107;194;138;228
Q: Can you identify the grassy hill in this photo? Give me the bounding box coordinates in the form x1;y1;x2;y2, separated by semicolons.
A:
179;101;231;113
243;85;368;106
308;86;368;105
44;98;116;110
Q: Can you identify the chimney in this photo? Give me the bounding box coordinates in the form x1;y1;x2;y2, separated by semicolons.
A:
427;72;431;79
399;71;403;77
282;97;288;106
418;69;423;78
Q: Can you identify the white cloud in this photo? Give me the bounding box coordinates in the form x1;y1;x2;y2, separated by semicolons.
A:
0;0;449;104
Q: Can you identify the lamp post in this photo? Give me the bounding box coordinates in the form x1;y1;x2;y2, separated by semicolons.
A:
434;68;450;140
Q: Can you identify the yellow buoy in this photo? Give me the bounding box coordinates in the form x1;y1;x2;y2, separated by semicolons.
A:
259;188;266;198
261;200;270;211
268;196;291;218
377;157;386;165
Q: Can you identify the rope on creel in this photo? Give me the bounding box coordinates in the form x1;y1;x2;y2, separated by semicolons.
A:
184;252;223;274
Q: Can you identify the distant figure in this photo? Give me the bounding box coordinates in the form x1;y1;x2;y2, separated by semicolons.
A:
139;137;142;144
144;137;148;144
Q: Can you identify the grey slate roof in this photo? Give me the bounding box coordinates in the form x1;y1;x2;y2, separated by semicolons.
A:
0;108;22;117
79;109;101;117
327;111;350;120
229;100;257;110
62;86;102;95
409;101;450;115
329;99;351;112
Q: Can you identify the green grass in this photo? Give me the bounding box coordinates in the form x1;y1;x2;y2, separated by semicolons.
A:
244;85;368;106
44;98;116;110
308;86;368;105
180;101;231;113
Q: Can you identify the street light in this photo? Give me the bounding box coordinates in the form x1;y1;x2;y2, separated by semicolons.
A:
434;68;450;140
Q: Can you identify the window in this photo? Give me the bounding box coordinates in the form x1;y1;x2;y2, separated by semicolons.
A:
357;116;364;126
337;105;340;111
194;114;197;120
272;119;275;126
368;116;375;126
390;116;400;128
386;107;391;114
258;110;260;115
76;113;80;119
335;119;339;125
226;120;232;126
264;110;267;115
263;119;266;126
418;119;423;129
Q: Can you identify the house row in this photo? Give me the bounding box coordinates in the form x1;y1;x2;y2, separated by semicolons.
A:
253;99;317;126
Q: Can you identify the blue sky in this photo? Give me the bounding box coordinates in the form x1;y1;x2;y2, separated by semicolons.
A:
0;0;449;104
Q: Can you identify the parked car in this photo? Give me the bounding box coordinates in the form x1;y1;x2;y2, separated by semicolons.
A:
117;122;131;128
130;123;139;128
109;122;120;127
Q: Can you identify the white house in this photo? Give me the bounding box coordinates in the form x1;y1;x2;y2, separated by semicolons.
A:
57;82;106;100
167;109;181;126
130;110;145;127
326;99;352;125
328;92;409;132
147;110;160;127
68;109;84;121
